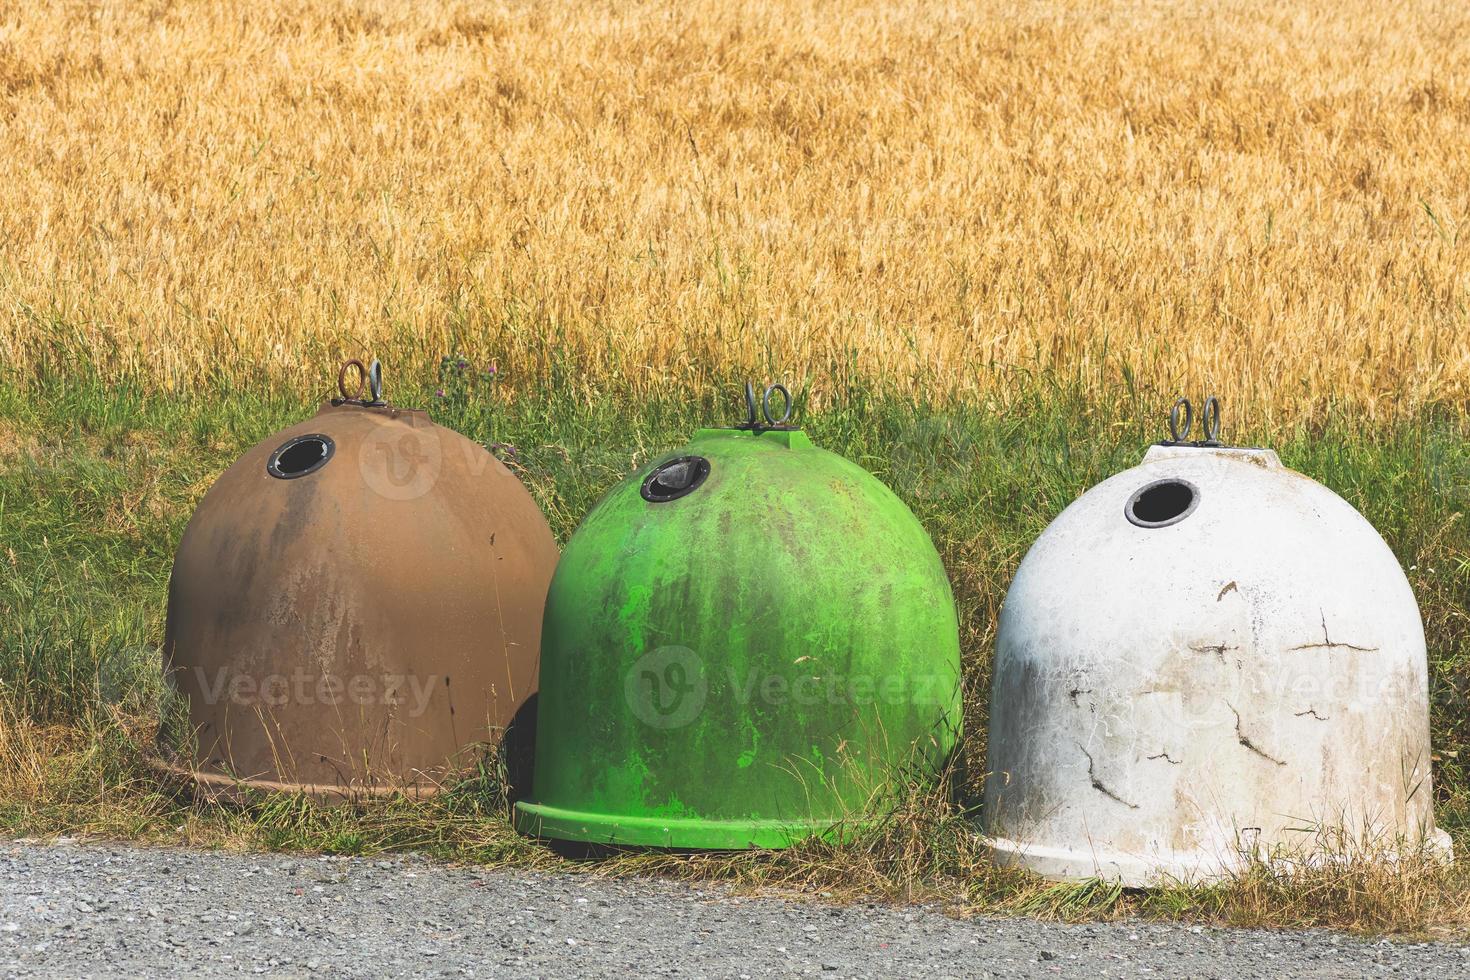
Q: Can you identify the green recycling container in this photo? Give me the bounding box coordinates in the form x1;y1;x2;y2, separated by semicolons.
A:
513;417;962;849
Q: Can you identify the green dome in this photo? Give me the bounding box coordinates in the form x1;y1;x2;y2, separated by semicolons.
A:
514;426;962;849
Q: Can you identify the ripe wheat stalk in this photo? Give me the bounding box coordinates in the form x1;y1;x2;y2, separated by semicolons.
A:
1;0;1467;418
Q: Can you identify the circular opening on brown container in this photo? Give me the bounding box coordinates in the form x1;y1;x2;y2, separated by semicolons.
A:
267;435;335;480
641;456;711;502
1125;478;1199;528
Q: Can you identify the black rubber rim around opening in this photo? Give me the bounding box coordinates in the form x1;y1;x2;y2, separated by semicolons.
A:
1125;477;1200;528
641;456;711;502
267;434;336;480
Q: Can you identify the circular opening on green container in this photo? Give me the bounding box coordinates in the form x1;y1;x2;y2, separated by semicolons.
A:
641;456;711;502
267;435;335;480
1126;478;1198;528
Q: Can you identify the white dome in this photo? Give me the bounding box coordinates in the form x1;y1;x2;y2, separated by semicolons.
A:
983;444;1450;885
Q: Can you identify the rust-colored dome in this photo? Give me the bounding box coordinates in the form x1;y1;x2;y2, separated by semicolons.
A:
161;390;557;797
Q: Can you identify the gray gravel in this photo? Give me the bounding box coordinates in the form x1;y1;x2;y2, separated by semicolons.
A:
1;840;1467;978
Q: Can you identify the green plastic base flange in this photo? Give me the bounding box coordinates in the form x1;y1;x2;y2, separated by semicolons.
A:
513;800;850;850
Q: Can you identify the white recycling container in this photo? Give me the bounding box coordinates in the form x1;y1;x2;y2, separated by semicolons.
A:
982;399;1451;885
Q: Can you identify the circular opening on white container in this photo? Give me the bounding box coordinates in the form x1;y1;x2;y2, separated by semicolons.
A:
1125;478;1199;528
267;435;335;480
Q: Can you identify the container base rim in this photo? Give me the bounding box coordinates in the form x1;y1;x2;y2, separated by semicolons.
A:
147;756;449;804
513;800;854;849
983;829;1454;888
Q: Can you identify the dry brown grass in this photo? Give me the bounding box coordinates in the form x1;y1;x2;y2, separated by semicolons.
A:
2;0;1469;416
8;707;1470;935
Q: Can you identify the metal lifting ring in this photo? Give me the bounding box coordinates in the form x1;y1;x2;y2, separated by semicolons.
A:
336;358;387;406
338;359;368;402
1200;395;1222;445
738;380;796;431
762;383;793;426
1163;393;1225;447
366;359;385;406
1168;397;1193;443
743;380;760;427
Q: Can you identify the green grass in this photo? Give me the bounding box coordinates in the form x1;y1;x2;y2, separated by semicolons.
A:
4;350;1470;934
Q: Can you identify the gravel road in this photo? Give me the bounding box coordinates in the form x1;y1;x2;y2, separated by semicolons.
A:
1;840;1466;978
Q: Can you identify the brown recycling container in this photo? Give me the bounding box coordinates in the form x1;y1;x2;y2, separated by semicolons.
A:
160;360;558;797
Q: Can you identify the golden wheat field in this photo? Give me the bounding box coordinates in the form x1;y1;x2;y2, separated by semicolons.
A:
1;0;1468;416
